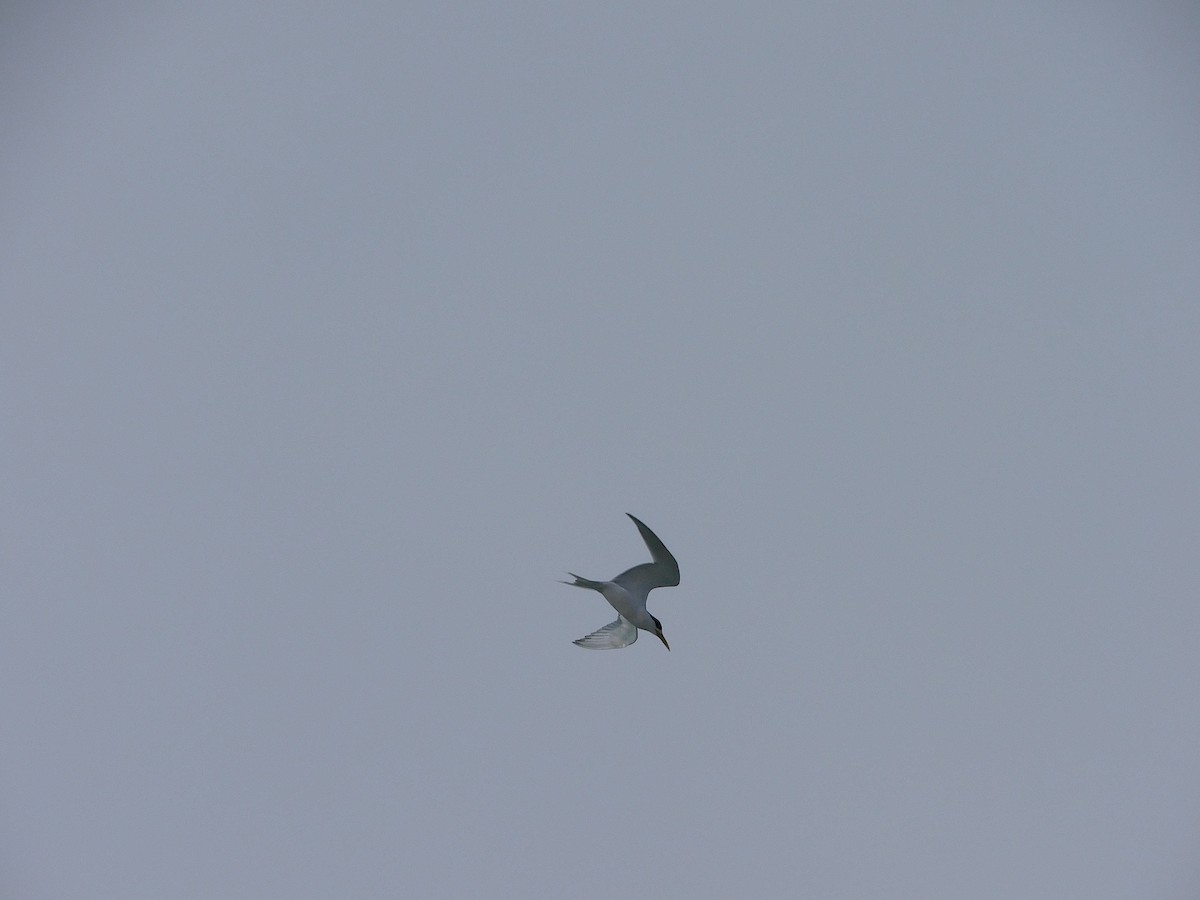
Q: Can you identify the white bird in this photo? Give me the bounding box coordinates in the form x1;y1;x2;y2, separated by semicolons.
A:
562;514;679;650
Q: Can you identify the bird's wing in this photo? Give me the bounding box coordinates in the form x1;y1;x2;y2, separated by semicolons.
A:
573;617;639;650
612;514;680;597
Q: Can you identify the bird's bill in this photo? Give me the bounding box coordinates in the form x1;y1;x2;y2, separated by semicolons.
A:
656;632;670;651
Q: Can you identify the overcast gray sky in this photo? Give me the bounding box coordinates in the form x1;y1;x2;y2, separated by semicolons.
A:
3;3;1199;897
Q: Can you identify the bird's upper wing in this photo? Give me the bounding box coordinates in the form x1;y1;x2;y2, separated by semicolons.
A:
573;616;639;650
612;514;680;598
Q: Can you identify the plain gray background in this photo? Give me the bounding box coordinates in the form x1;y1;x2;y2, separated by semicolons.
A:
3;3;1198;897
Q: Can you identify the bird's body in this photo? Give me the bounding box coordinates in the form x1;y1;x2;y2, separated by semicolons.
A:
562;514;679;650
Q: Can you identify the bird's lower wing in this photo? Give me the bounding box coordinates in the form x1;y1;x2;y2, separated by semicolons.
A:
573;617;638;650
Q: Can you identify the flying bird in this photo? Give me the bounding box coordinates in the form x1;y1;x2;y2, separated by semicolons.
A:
562;514;679;650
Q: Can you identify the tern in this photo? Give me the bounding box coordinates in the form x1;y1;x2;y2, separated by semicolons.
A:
562;514;679;650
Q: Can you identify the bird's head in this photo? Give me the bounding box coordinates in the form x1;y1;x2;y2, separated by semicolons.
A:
650;615;670;651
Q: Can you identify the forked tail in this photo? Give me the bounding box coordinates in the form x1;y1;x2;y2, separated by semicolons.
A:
561;573;606;592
